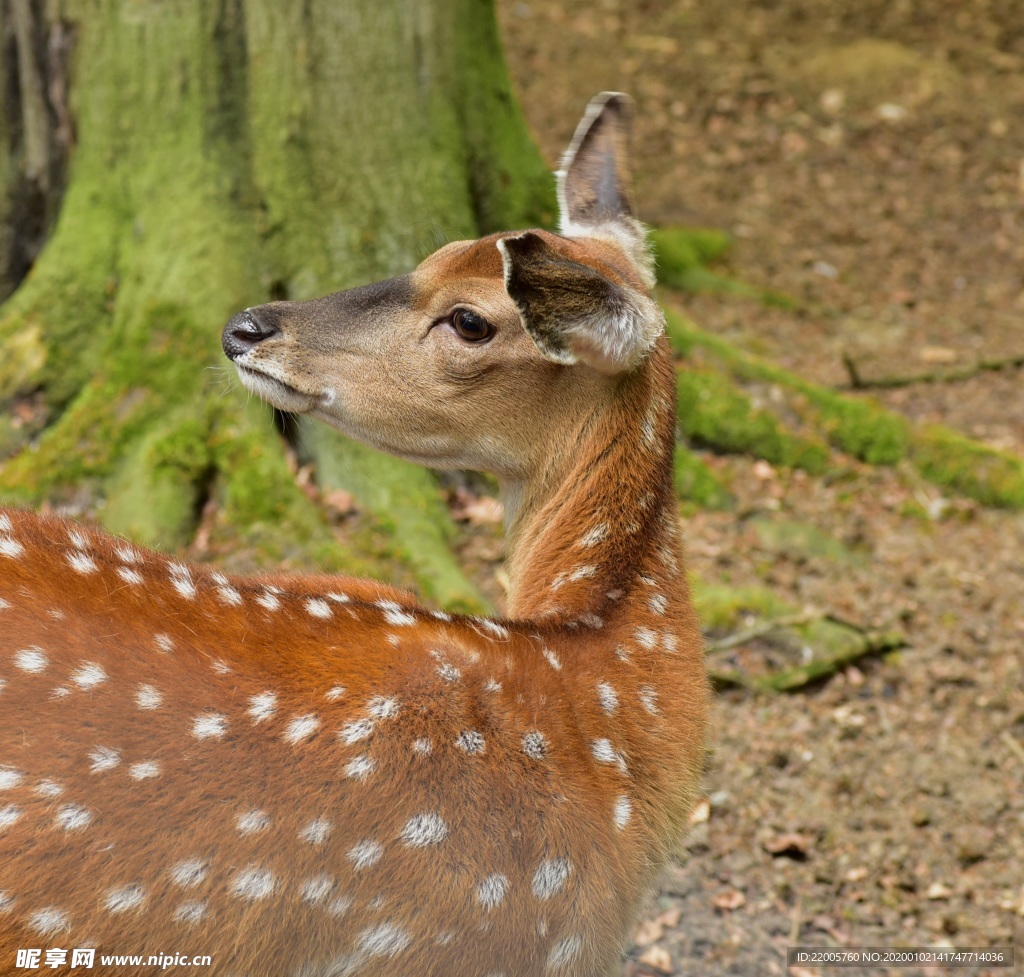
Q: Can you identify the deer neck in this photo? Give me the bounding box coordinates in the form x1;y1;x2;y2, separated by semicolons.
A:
500;340;686;629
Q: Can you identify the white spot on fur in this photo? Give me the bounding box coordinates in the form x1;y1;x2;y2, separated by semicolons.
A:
28;906;70;934
642;409;658;448
66;551;97;574
639;685;659;715
0;767;24;791
548;935;583;969
0;805;22;830
236;810;271;835
191;714;227;739
542;648;562;671
522;731;548;759
173;900;207;924
168;564;196;600
129;761;160;780
614;795;632;830
663;632;679;653
0;891;13;913
401;812;449;847
607;588;624;600
578;612;603;629
476;618;508;639
591;739;618;764
300;876;336;904
569;565;597;582
154;633;174;653
635;626;657;650
327;591;350;604
457;730;485;755
256;590;280;611
114;543;141;564
614;644;631;662
532;858;571;900
377;600;415;626
484;678;502;692
55;805;92;831
0;513;11;532
248;692;277;722
135;684;162;710
71;661;107;689
357;921;411;958
579;523;608;547
348;839;383;869
325;685;346;701
340;718;374;744
367;696;399;719
89;746;121;773
0;536;24;558
328;896;353;916
412;738;432;754
34;780;63;797
116;566;143;585
477;874;508;910
300;818;332;845
231;866;276;900
648;593;667;615
597;682;619;714
283;714;320;744
170;858;207;888
15;647;47;673
304;597;332;619
67;529;88;549
217;584;243;606
345;755;376;780
105;884;145;913
436;662;461;682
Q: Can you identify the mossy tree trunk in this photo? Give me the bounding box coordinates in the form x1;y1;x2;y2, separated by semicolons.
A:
0;0;553;611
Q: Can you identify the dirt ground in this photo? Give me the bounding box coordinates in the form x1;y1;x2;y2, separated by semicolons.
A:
496;2;1024;974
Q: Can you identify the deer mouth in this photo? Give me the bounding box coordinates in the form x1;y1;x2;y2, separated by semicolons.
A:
232;362;322;414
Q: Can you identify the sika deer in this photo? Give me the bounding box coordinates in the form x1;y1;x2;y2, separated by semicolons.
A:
0;93;708;976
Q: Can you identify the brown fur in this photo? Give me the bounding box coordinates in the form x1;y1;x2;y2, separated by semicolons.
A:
0;93;708;976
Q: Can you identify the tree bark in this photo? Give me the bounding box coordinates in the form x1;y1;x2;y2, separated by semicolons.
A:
0;0;552;611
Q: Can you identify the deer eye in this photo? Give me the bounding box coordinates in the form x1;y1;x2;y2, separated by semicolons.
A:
451;309;494;343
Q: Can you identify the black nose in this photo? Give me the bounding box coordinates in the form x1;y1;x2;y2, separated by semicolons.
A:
222;310;279;360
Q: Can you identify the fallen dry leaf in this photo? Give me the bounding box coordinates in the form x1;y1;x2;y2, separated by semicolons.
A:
712;887;746;911
926;881;953;900
763;831;812;859
450;489;504;526
323;489;357;516
637;944;675;974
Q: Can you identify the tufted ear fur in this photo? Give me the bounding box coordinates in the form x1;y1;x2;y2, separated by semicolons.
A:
557;92;655;289
497;231;663;375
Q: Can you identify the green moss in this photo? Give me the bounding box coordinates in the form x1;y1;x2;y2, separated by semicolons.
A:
750;518;865;566
208;399;375;573
693;581;792;630
103;408;213;549
910;426;1024;509
651;227;732;287
674;445;735;509
664;309;1024;508
677;367;830;473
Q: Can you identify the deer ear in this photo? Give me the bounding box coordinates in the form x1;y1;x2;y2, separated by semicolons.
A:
559;92;636;226
497;231;663;375
557;92;654;288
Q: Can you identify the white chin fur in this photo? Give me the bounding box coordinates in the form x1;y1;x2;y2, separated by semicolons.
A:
233;363;319;414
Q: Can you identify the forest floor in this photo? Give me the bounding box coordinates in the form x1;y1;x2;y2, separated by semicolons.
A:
491;2;1024;975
